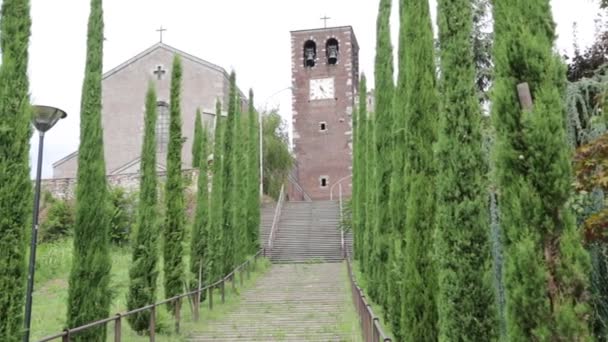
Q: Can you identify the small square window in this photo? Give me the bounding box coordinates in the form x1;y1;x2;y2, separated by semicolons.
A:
319;122;327;132
320;176;329;188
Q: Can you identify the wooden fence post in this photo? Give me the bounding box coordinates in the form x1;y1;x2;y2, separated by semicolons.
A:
175;299;181;334
149;306;156;342
114;314;122;342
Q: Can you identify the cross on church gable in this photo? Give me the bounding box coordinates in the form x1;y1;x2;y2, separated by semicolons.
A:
153;65;166;80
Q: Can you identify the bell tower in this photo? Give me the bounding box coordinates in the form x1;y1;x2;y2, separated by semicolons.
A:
290;26;359;200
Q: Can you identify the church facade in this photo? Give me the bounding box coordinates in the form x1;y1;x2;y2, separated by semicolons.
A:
53;43;241;179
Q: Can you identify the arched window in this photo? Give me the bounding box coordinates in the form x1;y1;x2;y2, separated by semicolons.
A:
326;38;339;65
303;40;317;68
156;101;170;152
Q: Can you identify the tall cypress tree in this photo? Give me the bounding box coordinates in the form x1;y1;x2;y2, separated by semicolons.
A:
353;75;367;262
127;83;160;334
221;72;238;273
190;119;209;287
492;0;590;339
163;55;186;313
435;0;497;339
192;109;204;169
246;89;261;253
386;0;408;333
399;0;439;340
207;100;225;282
67;1;111;340
369;0;394;304
0;0;31;339
230;102;247;266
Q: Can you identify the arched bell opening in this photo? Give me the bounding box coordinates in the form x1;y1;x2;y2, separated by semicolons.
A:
326;38;339;65
303;40;317;68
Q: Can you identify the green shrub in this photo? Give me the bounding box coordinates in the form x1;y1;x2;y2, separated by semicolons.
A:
109;187;136;246
40;196;74;243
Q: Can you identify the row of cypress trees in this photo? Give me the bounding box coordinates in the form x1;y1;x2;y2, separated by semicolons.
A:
353;0;591;340
125;63;261;335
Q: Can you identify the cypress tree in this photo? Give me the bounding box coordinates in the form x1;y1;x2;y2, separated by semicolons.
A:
127;83;160;334
206;100;225;282
246;89;261;253
353;75;367;262
369;0;394;305
163;55;186;313
492;0;591;339
386;0;407;333
192;109;204;169
230;101;247;265
399;0;439;340
190;118;209;287
435;0;497;339
0;0;31;339
222;72;238;273
67;0;111;339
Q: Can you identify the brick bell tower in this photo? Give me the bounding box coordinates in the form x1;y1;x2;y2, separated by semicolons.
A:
290;26;360;200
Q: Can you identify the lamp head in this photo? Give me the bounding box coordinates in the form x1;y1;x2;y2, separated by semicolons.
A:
32;105;67;133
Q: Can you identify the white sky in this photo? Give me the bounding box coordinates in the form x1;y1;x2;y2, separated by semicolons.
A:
26;0;601;178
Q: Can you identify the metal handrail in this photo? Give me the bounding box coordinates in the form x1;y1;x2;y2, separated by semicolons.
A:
287;174;312;202
38;249;265;342
330;174;352;200
267;185;285;250
345;250;391;341
339;183;345;258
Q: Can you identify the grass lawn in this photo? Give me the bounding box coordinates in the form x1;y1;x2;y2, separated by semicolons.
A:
31;238;270;341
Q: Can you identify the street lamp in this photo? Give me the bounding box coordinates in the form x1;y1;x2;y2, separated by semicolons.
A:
23;105;67;342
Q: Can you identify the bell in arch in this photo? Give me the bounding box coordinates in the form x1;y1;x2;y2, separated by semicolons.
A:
304;40;317;68
326;38;339;65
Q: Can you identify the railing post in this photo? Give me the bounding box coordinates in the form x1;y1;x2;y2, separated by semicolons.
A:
221;279;226;304
208;286;214;310
246;260;251;279
193;291;200;322
175;298;181;334
232;273;236;292
239;268;244;286
62;329;70;342
149;306;156;342
114;314;122;342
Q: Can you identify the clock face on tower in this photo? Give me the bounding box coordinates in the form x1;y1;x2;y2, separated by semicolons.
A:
309;77;335;100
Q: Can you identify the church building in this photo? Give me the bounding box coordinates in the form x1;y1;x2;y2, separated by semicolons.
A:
52;43;243;179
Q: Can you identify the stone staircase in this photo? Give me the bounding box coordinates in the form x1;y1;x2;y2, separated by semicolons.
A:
188;263;358;341
270;201;345;263
260;202;276;250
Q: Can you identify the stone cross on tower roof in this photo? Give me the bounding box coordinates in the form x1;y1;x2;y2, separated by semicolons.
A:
320;15;331;28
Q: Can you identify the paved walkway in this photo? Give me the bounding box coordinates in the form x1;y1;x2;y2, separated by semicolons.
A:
188;263;358;341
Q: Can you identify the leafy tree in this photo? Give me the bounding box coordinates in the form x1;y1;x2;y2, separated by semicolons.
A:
163;55;186;313
0;0;31;338
190;118;209;289
206;100;225;282
222;72;238;272
246;90;261;253
398;0;439;340
472;0;493;103
127;83;160;334
261;110;293;199
192;109;204;169
67;0;112;340
435;0;497;339
492;0;591;339
369;0;394;305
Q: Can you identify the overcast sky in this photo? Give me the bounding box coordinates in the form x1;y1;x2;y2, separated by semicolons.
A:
27;0;601;178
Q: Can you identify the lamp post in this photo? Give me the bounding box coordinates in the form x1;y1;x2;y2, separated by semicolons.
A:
23;105;67;342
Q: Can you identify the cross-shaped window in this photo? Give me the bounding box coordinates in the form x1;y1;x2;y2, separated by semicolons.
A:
153;65;166;80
